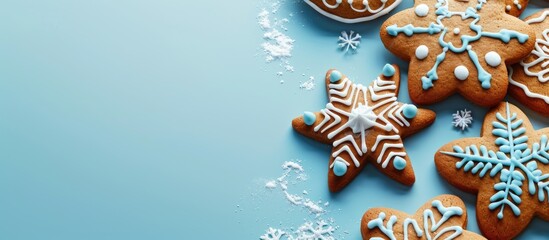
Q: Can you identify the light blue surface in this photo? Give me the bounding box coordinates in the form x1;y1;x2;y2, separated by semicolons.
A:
0;0;548;239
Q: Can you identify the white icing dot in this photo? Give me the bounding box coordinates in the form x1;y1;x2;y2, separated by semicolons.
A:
454;66;469;80
485;51;501;67
415;4;429;17
453;28;460;35
415;45;429;60
506;5;511;11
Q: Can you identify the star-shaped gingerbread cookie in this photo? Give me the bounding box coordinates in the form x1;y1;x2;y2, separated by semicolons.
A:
292;64;436;192
361;194;486;240
435;102;549;239
380;0;536;107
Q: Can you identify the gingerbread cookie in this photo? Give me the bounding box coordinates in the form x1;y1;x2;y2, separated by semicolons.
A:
380;0;536;107
509;9;549;116
435;102;549;240
361;195;486;240
292;64;436;192
304;0;403;23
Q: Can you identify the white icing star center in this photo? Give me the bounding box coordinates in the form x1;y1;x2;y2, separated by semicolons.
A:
348;104;378;133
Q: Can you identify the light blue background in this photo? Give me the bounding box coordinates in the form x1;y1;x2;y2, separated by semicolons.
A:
0;0;548;239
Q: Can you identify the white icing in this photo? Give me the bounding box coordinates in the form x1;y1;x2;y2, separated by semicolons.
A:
510;11;549;105
312;75;409;171
304;0;403;23
506;5;511;11
415;4;429;17
415;45;429;60
509;69;549;104
454;66;469;80
485;51;501;67
453;28;460;35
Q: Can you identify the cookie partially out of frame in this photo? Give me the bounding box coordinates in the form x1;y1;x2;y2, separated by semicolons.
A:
509;9;549;116
435;102;549;240
380;0;535;107
361;194;486;240
292;64;435;192
304;0;403;23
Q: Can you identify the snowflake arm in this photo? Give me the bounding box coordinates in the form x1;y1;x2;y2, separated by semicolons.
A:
260;228;287;240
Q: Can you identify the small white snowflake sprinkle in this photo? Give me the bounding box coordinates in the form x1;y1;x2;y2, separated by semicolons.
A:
452;109;473;131
338;31;361;53
260;228;286;240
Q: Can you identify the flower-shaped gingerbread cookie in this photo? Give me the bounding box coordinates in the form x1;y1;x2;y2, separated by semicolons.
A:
436;102;549;239
510;9;549;116
305;0;403;23
292;64;436;192
361;195;486;240
380;0;535;107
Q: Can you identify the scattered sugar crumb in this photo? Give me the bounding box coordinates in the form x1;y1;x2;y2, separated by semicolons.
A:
257;4;294;74
299;76;315;90
265;180;277;189
303;190;308;195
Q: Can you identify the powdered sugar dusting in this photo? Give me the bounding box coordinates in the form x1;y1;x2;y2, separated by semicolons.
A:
257;1;295;82
259;160;338;240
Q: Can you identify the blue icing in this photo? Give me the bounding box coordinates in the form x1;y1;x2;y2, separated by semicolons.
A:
393;156;407;171
329;70;342;83
333;161;347;176
303;111;316;126
386;0;529;90
403;104;418;119
382;64;396;77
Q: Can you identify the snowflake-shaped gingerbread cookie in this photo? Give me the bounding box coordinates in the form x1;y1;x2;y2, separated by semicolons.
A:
305;0;403;23
292;64;436;192
436;102;549;239
380;0;535;107
361;195;486;240
509;9;549;116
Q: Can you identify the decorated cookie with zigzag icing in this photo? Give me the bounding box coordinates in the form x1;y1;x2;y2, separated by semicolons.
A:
435;102;549;239
361;195;486;240
380;0;535;107
292;64;436;192
509;9;549;116
304;0;403;23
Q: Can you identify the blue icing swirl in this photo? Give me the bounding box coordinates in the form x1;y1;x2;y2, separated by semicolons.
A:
386;0;529;90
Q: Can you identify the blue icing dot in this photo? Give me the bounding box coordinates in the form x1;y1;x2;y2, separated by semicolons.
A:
393;157;407;171
333;161;347;177
403;104;418;119
303;111;316;126
382;64;396;77
329;70;342;83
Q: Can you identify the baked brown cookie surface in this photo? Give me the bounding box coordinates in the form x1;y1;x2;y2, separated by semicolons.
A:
380;0;535;107
505;0;528;17
304;0;402;23
509;9;549;116
361;195;486;240
435;102;549;240
292;64;436;192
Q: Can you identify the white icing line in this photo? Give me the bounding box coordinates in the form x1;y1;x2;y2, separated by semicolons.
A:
304;0;403;23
